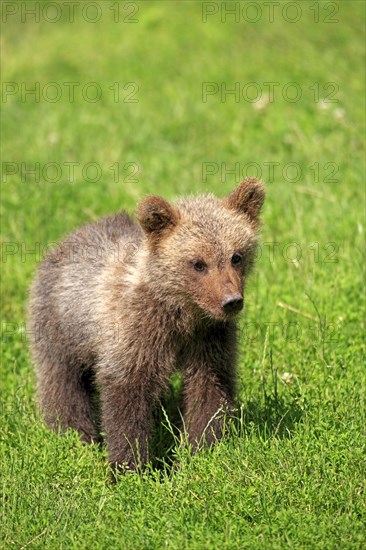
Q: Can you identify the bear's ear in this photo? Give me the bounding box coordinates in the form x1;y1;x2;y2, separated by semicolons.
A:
225;178;265;225
136;196;180;239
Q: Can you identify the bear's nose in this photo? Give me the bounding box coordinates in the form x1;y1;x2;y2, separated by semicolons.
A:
222;294;243;314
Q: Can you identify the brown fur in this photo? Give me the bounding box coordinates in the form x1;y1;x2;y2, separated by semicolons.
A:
28;178;265;471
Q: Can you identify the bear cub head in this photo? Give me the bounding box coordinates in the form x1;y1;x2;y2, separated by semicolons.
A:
136;178;265;322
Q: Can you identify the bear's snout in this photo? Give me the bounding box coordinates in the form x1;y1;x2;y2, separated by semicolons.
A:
222;294;243;315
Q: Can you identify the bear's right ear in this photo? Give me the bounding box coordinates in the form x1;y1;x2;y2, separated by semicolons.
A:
225;177;265;227
136;196;180;239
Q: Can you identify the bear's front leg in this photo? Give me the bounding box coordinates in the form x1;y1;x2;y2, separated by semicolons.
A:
181;323;237;450
97;329;175;472
99;377;156;471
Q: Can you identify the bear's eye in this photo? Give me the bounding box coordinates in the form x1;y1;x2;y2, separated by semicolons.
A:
193;260;207;272
231;253;242;266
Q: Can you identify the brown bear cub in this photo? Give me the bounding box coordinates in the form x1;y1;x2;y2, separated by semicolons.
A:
29;178;265;472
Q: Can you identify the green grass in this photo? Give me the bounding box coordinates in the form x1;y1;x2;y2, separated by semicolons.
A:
1;1;365;548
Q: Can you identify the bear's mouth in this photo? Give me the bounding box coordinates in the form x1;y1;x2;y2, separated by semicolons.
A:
223;304;244;319
205;303;245;322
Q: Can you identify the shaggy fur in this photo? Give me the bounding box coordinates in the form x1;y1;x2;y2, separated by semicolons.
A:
28;178;265;471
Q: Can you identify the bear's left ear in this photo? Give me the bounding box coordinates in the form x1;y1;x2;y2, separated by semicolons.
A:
225;178;265;226
136;195;180;239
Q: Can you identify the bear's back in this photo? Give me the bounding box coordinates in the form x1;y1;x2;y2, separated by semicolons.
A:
29;212;143;364
44;212;142;266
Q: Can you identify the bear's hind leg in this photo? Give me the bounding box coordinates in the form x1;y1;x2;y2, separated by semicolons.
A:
36;359;98;443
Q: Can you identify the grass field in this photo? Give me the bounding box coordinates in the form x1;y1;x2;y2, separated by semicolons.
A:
1;1;365;548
